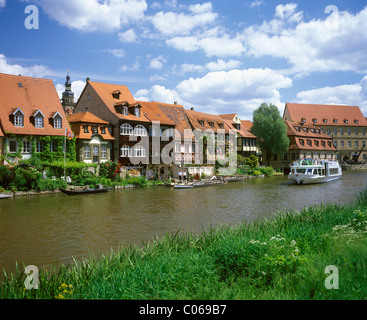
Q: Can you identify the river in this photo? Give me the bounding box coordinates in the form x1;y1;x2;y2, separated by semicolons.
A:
1;170;367;276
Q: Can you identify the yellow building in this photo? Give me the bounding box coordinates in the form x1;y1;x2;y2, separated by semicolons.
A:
284;103;367;162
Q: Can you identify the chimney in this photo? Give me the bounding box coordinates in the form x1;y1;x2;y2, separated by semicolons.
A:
174;101;178;105
86;77;90;83
190;107;194;110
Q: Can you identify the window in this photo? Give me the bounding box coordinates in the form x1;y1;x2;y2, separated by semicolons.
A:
340;141;344;147
101;145;107;159
355;141;359;148
92;126;98;134
23;140;31;153
340;129;344;135
327;129;331;136
333;119;338;124
36;141;44;153
134;125;147;136
321;141;326;147
333;129;338;136
355;129;359;136
83;125;89;133
135;107;140;117
14;114;23;127
323;119;328;124
333;141;338;148
363;141;366;147
35;116;43;128
363;129;366;136
344;120;348;124
348;141;352;148
292;153;296;161
101;127;106;134
121;145;132;157
84;145;91;159
294;126;300;132
313;119;317;124
120;123;133;135
9;140;17;152
93;145;99;156
299;139;304;146
314;140;319;147
123;106;128;116
328;141;332;147
347;129;351;135
54;117;62;129
355;120;359;124
307;140;312;147
301;118;306;123
134;146;146;157
50;141;56;152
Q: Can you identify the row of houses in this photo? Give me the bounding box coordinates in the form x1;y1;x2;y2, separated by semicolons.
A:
1;72;367;178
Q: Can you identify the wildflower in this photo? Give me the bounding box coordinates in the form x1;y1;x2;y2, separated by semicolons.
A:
291;240;297;246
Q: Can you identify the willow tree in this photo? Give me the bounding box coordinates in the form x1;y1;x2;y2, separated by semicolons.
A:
250;103;289;165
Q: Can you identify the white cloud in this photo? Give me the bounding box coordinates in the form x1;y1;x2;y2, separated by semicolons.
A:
149;2;217;37
296;76;367;113
249;0;263;8
138;68;292;119
179;59;242;75
243;5;367;75
31;0;148;32
106;49;125;58
118;29;138;43
0;0;6;9
149;55;166;70
167;29;246;57
0;53;54;78
120;61;140;72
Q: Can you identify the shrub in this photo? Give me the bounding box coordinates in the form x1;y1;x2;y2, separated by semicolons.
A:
10;167;42;191
259;166;274;177
36;179;68;191
0;165;12;188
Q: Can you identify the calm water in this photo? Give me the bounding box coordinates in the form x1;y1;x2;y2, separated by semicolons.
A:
1;171;367;275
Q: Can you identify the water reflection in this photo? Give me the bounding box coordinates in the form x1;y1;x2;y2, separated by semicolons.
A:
1;171;366;275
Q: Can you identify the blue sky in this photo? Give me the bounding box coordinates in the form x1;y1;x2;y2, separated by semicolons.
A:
0;0;366;120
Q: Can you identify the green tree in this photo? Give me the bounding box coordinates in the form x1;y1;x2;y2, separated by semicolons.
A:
251;103;289;165
245;154;259;169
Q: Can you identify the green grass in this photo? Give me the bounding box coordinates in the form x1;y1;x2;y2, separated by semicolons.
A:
2;189;367;300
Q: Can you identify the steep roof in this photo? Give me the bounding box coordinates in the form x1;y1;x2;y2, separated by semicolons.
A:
136;101;176;126
155;102;192;137
68;111;109;124
0;73;71;136
87;81;150;123
285;121;336;152
68;111;114;140
241;120;253;130
284;103;367;127
185;109;231;133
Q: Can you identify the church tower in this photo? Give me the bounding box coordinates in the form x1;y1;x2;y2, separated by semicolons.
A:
61;71;75;116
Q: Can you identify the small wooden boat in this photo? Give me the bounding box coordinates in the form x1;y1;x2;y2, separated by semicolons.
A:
173;184;194;189
60;187;111;195
0;194;13;199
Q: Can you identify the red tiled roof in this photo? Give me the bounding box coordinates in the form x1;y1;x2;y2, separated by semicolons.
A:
68;111;109;124
87;81;150;123
285;121;336;151
137;101;176;126
185;109;232;133
284;103;367;126
0;73;71;136
68;112;114;140
241;120;253;130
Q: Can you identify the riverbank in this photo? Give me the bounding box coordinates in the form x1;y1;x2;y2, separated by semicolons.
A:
2;186;367;300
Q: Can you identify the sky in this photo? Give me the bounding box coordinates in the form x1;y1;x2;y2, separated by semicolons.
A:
0;0;366;120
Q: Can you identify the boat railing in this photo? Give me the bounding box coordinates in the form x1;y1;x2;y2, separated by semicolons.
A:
292;159;339;167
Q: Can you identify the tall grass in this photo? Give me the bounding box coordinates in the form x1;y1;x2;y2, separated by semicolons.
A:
2;189;367;300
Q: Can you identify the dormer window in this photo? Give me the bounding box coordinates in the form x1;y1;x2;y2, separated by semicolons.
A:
302;127;308;133
294;126;300;132
123;106;128;116
301;118;306;123
355;120;359;124
198;120;204;126
323;119;328;124
299;139;304;146
313;119;317;124
333;119;338;124
112;90;121;99
135;107;140;117
32;110;44;128
101;126;106;134
209;121;214;128
344;119;348;124
83;125;89;133
11;108;25;127
218;123;224;129
307;140;312;147
51;112;63;129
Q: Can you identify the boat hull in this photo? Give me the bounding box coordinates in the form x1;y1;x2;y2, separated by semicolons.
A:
60;188;111;195
289;174;342;185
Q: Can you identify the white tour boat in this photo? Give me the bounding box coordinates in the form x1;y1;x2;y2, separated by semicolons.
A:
289;159;342;185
